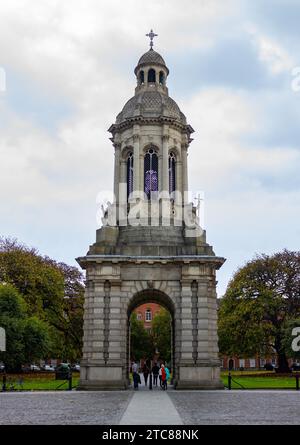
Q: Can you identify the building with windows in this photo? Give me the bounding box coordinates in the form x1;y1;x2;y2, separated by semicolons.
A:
134;303;161;331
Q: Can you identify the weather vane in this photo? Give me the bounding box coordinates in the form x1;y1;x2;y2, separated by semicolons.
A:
146;29;158;49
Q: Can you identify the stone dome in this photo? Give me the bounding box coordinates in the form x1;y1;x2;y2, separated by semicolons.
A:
134;49;169;74
116;90;186;125
138;49;166;66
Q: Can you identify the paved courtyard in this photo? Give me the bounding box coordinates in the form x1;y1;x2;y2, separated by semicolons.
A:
0;390;300;425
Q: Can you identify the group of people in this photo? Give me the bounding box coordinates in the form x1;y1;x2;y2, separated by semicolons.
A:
132;361;170;390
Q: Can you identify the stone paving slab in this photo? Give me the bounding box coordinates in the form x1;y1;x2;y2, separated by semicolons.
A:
120;390;182;425
1;390;300;425
169;390;300;425
0;391;132;425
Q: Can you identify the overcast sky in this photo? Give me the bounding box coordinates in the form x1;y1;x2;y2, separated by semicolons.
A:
0;0;299;296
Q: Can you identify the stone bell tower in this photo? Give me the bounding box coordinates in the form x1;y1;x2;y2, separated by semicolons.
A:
77;31;225;390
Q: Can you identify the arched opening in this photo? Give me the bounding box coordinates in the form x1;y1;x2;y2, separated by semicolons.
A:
144;148;158;199
127;152;134;199
147;68;156;83
168;152;176;194
159;71;164;85
139;70;144;85
126;289;176;389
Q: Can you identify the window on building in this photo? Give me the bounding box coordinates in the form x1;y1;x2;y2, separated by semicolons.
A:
159;71;164;85
139;70;144;84
127;152;134;198
239;358;245;368
260;358;266;368
249;358;256;368
145;309;152;322
168;152;176;194
148;69;156;83
144;148;158;199
136;312;142;321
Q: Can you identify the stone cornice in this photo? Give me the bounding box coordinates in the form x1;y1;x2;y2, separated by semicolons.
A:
108;117;194;140
76;254;225;269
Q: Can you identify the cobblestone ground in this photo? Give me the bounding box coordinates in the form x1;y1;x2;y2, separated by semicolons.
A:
168;390;300;425
1;390;300;424
0;391;132;425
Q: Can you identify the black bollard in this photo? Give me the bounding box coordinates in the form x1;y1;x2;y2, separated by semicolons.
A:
149;373;152;390
296;374;299;391
228;372;232;390
68;372;72;391
2;374;6;392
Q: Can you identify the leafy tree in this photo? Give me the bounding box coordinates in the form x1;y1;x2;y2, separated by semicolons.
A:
282;319;300;361
0;284;50;371
130;313;154;362
152;308;172;363
0;237;84;362
218;250;300;372
22;317;51;366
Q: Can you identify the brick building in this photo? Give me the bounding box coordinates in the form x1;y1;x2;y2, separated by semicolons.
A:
134;303;162;331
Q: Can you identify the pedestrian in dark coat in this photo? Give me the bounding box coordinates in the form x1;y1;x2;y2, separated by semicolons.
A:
132;361;139;390
152;363;159;386
143;362;149;386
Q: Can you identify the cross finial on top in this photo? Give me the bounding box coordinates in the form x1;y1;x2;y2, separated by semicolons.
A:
146;29;158;49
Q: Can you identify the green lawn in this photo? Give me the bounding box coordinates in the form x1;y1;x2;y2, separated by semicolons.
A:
2;373;80;391
221;372;299;389
1;371;299;391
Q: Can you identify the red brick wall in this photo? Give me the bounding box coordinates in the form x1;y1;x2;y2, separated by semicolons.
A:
133;303;162;329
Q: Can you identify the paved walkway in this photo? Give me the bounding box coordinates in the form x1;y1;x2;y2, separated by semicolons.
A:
120;389;183;425
120;374;182;425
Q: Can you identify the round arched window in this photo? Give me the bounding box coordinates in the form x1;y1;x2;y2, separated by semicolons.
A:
168;152;176;194
127;152;134;198
159;71;164;85
144;147;158;199
139;70;144;84
148;69;156;83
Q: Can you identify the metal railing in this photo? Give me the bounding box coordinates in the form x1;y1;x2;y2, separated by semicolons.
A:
225;372;300;390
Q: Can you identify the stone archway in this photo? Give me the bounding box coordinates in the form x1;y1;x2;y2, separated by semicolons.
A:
126;289;176;386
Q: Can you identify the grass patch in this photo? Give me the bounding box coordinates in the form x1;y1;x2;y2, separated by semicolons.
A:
2;371;298;391
2;372;80;391
221;372;299;389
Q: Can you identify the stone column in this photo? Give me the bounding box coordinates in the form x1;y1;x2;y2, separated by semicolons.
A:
133;134;140;193
207;274;220;362
181;143;188;201
113;143;121;205
196;279;209;362
162;134;169;195
176;159;183;205
179;280;194;364
119;159;127;224
158;153;163;194
79;277;107;389
139;153;144;196
107;281;123;365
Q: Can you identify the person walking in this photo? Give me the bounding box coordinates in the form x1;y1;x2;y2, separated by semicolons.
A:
164;365;170;390
160;364;167;390
132;361;140;390
159;363;163;388
152;362;159;386
142;362;150;387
